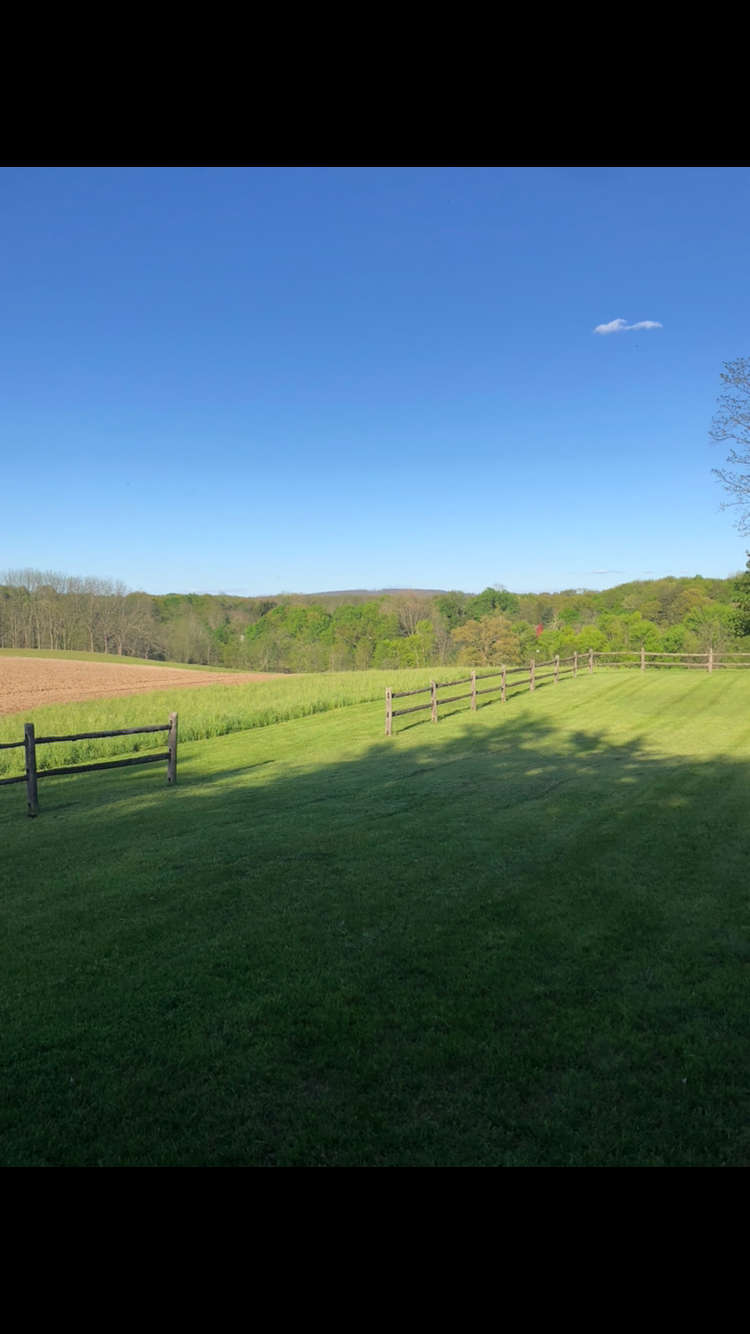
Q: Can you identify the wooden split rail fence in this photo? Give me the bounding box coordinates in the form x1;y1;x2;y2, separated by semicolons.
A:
386;644;750;735
597;649;750;671
386;651;593;736
0;713;178;817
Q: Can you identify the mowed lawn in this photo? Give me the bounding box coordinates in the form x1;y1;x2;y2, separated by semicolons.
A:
2;670;750;1166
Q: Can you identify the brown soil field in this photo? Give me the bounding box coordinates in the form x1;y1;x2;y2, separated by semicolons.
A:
0;658;279;716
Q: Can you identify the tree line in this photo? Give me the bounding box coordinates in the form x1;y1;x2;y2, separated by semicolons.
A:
1;567;747;672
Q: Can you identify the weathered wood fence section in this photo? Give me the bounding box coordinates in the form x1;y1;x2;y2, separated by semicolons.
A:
386;651;593;736
0;713;178;816
599;649;750;672
385;645;750;735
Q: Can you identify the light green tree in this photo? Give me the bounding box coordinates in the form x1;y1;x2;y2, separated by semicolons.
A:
451;615;522;666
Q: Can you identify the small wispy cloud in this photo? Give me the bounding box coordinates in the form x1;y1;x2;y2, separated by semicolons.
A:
584;569;624;575
593;318;663;335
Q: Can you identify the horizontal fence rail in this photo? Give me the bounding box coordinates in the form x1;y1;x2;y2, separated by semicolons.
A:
33;723;173;744
385;646;746;734
596;649;750;673
385;650;594;736
0;713;178;816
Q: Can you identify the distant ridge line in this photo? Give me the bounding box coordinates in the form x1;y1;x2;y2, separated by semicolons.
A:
251;587;462;600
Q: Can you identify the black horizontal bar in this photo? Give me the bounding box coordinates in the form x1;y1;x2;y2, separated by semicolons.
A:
38;752;169;779
35;723;170;745
436;692;472;706
391;702;432;717
434;677;472;689
391;686;431;698
0;773;26;786
0;740;25;751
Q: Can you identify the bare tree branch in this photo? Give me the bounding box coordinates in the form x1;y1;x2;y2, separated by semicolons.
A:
711;358;750;531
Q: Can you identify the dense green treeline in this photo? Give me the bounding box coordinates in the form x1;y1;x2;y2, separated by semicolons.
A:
2;566;749;671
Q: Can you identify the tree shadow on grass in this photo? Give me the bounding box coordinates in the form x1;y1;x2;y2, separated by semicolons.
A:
3;708;750;1167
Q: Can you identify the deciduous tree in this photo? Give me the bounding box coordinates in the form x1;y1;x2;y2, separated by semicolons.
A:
711;357;750;531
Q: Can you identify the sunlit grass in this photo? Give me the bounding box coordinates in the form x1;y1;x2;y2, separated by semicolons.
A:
0;668;467;774
0;646;245;670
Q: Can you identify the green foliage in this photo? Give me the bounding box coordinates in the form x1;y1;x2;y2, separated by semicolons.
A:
534;625;610;658
451;615;523;666
595;612;663;652
434;590;468;630
2;570;748;675
683;602;736;653
465;586;520;620
732;556;750;638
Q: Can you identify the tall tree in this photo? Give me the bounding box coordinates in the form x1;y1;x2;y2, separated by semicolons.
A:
731;557;750;638
711;357;750;531
451;615;522;667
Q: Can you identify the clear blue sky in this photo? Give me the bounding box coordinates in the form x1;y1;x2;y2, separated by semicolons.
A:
1;166;749;595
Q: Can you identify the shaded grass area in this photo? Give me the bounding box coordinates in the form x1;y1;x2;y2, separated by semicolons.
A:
2;673;750;1165
0;668;464;776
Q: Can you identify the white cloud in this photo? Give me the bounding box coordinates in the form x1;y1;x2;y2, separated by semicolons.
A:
594;318;663;335
594;319;629;335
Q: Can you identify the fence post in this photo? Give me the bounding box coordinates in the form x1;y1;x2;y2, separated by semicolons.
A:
555;655;560;684
641;644;645;673
25;723;38;817
588;648;594;674
430;680;437;723
530;659;536;693
167;712;178;784
385;688;393;737
708;649;714;675
502;665;506;703
573;651;578;678
471;670;476;712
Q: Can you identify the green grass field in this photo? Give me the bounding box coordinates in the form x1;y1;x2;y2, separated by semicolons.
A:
0;669;465;775
0;647;240;671
3;670;750;1166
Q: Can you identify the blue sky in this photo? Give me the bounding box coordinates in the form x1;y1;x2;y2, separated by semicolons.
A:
1;166;749;595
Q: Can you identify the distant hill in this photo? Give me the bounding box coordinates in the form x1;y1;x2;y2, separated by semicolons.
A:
255;588;460;602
